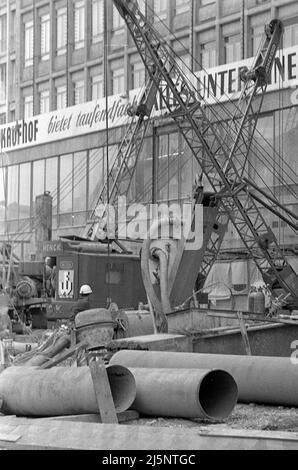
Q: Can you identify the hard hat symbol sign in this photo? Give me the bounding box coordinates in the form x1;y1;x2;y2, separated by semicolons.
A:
58;270;74;298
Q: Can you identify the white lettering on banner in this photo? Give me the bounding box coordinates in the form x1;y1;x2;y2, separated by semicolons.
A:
1;46;298;153
195;47;298;103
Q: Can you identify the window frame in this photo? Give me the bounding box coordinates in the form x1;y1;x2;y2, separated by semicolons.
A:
40;13;50;61
24;20;34;67
74;0;85;50
56;7;67;56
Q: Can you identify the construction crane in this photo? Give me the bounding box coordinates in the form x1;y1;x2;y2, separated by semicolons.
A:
82;72;160;243
112;0;298;325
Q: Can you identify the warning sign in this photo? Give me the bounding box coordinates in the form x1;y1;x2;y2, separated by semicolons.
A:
58;270;74;299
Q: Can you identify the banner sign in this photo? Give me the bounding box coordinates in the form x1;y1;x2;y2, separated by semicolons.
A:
1;45;298;154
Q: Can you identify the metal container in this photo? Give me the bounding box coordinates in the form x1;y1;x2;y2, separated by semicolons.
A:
75;308;115;348
254;289;266;314
247;286;257;312
113;310;154;339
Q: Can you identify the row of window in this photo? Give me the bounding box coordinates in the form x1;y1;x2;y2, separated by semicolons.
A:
21;61;146;118
23;0;129;66
19;18;298;119
0;130;196;233
1;106;298;251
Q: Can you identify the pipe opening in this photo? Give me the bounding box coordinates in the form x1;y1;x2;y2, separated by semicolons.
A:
199;370;238;420
106;365;136;413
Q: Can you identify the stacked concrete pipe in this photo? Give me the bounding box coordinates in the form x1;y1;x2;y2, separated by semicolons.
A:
111;350;298;407
0;365;136;417
126;367;238;420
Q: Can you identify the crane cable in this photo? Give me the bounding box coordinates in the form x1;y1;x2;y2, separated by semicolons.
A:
140;2;298;233
144;2;298;200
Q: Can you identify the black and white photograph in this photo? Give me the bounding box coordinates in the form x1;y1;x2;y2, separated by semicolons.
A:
0;0;298;455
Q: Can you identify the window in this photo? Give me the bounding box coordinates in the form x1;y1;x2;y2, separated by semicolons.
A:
250;114;274;188
225;35;241;63
138;0;146;15
57;7;67;55
157;132;179;201
11;60;16;88
19;163;31;219
279;107;298;186
0;64;6;104
132;62;145;89
9;110;15;123
0;15;6;53
40;90;50;114
59;154;72;215
176;0;189;14
0;113;6;124
7;165;18;221
112;5;124;31
45;157;58;195
154;0;167;20
252;26;264;56
10;10;16;46
74;80;84;104
284;24;298;48
92;0;104;42
112;69;124;94
40;14;50;60
59;152;87;227
176;55;191;76
24;21;34;67
201;42;216;69
88;148;104;209
91;75;103;100
74;1;85;49
0;167;6;224
73;151;87;215
32;160;45;201
24;95;33;119
56;85;67;109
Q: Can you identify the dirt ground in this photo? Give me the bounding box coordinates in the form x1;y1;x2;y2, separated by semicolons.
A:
126;404;298;433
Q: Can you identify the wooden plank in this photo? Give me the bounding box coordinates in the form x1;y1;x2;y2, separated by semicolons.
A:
1;419;298;450
35;410;139;424
70;329;76;347
0;432;21;442
39;341;87;369
89;361;118;424
207;310;298;326
237;311;252;355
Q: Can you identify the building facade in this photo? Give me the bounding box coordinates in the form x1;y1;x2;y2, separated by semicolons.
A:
0;0;298;261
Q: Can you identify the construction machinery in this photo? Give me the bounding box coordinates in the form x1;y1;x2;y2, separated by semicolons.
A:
2;2;298;333
110;0;298;329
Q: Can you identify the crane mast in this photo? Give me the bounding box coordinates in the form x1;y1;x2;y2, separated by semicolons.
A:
83;74;160;241
113;0;298;306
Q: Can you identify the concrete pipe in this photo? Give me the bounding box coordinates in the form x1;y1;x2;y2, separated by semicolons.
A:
128;367;238;420
0;364;136;417
111;350;298;407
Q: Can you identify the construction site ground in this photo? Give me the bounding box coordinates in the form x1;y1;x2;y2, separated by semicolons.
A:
2;403;298;433
122;404;298;433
